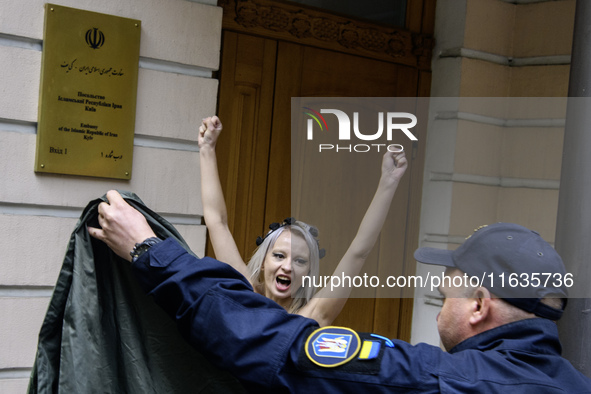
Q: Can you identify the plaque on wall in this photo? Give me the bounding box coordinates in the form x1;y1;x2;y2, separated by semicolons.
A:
35;4;141;179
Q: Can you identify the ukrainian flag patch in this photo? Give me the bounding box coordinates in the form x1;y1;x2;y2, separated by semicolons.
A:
305;326;361;367
358;340;381;360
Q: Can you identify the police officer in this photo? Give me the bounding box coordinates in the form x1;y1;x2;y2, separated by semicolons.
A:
90;190;591;392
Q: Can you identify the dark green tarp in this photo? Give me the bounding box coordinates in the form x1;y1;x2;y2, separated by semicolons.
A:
28;191;245;393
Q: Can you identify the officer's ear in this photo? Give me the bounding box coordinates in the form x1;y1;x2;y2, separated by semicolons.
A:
468;287;492;326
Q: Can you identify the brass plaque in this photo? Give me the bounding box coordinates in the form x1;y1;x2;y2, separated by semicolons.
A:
35;4;141;179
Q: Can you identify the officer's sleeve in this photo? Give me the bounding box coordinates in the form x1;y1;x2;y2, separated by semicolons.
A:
131;237;443;392
130;237;318;391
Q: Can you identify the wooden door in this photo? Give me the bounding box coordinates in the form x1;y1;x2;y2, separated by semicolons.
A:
213;0;433;340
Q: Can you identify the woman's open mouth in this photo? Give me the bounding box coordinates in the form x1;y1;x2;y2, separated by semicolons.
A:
276;275;291;291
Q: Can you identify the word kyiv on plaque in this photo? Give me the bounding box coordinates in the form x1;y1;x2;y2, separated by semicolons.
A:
35;4;141;179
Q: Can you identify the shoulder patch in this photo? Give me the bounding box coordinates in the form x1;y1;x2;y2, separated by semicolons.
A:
305;326;361;367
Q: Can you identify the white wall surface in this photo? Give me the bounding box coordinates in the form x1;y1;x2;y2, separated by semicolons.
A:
412;0;572;347
0;0;222;391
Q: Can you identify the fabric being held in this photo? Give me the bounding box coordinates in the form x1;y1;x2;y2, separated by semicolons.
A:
28;191;245;394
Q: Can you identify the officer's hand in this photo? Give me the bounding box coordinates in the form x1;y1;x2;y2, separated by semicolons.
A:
88;190;157;262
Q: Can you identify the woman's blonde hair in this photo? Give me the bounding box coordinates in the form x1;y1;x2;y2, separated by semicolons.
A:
247;220;321;313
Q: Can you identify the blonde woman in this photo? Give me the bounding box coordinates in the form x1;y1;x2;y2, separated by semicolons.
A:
198;116;407;326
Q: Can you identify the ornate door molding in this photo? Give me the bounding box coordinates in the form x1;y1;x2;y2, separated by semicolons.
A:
219;0;433;69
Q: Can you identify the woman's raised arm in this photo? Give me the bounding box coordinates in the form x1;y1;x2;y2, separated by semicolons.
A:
198;116;249;278
299;150;408;326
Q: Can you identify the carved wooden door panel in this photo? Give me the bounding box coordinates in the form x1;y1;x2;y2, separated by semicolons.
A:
213;0;434;340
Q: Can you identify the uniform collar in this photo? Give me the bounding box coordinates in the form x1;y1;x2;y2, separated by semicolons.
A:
448;318;562;356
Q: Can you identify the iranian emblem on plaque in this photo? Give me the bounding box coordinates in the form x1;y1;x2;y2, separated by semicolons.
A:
85;28;105;49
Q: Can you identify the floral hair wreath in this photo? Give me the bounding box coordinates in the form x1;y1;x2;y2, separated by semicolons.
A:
255;217;326;259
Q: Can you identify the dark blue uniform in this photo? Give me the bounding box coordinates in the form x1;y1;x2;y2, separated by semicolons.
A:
131;238;591;393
